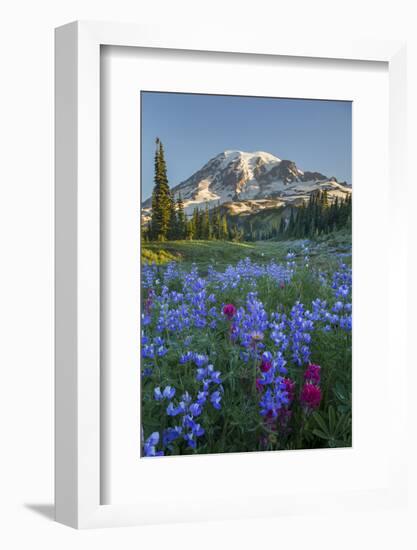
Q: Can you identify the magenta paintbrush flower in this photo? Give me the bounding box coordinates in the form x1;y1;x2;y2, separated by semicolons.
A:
300;383;322;411
223;303;237;320
260;359;273;373
304;363;321;385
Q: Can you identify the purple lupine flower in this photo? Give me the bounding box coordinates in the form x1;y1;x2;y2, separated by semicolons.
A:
189;402;203;417
162;386;176;400
143;432;164;457
154;387;163;401
162;426;182;448
210;391;222;410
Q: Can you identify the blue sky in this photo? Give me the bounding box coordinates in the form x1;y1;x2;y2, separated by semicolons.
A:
141;92;352;201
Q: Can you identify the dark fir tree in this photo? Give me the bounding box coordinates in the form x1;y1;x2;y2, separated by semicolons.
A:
176;194;187;240
167;191;178;240
219;214;229;240
186;216;194;240
202;203;211;240
150;138;172;241
277;190;351;240
288;208;296;236
211;204;221;240
191;208;201;239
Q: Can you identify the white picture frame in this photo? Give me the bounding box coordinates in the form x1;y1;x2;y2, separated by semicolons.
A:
55;20;408;529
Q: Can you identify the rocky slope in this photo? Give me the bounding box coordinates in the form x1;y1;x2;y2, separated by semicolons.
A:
142;150;351;220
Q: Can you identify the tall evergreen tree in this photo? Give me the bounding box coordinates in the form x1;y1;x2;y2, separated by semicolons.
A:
176;193;186;240
186;212;195;240
219;214;228;240
211;204;221;240
150;138;172;241
202;203;210;240
167;191;178;240
191;208;201;239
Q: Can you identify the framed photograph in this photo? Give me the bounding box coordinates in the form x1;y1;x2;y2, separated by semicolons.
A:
55;21;408;528
139;91;353;454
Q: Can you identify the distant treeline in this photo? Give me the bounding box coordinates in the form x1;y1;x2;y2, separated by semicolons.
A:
144;138;351;243
282;191;351;239
243;191;352;241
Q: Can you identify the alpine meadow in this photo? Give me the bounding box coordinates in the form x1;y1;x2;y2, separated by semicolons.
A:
140;92;352;457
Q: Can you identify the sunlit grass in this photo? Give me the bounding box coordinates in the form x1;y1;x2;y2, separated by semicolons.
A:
141;231;351;273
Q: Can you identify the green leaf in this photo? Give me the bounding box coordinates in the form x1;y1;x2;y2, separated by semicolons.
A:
312;412;329;435
328;406;336;433
312;429;331;440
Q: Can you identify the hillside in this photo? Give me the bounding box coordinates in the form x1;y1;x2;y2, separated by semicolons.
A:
142;150;351;224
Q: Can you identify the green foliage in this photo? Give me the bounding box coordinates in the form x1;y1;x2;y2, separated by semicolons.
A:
285;191;352;239
231;191;352;242
333;381;351;414
141;247;179;265
176;194;187;240
311;406;352;448
150;138;173;241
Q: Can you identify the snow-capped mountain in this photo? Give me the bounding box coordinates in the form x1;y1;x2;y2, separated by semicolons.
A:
142;150;351;219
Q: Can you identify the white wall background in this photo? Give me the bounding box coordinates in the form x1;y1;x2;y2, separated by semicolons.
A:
0;0;416;548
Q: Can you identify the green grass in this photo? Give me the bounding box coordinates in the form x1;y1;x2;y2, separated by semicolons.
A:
143;239;287;272
142;230;351;273
142;247;179;264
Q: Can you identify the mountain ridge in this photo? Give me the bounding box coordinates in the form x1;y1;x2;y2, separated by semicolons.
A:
142;150;351;220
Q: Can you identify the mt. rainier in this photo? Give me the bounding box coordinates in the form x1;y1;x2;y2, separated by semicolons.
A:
142;150;351;219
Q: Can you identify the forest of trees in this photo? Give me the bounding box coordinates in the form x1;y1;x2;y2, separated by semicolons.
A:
144;138;352;243
281;191;351;239
243;191;352;241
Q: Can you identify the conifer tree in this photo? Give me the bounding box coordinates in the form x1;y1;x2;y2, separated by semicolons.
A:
219;214;228;240
176;194;186;240
229;224;243;242
211;204;221;240
202;203;210;240
150;138;172;241
240;189;352;242
186;216;194;240
191;208;202;239
167;191;178;240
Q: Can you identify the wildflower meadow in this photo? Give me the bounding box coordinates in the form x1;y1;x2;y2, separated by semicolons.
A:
141;240;352;457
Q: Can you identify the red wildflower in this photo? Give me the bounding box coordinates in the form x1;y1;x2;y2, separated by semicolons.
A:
304;363;321;385
223;303;237;320
260;359;272;373
300;383;322;410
